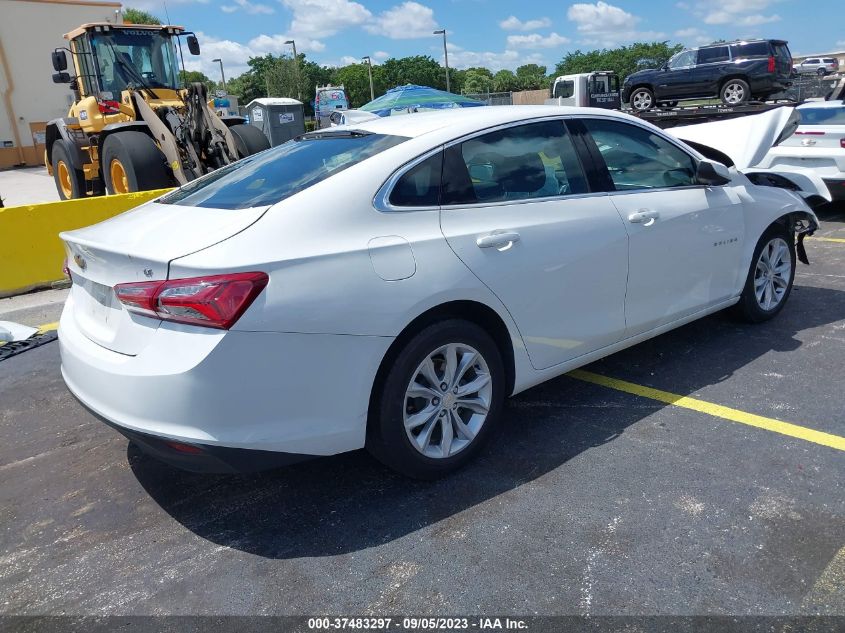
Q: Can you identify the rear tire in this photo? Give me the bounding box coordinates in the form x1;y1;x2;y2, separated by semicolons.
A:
733;224;795;323
101;132;172;195
630;87;655;112
229;124;270;158
817;68;826;76
720;78;750;106
366;319;505;479
51;141;86;200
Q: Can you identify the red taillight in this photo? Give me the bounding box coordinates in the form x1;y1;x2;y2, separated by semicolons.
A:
795;131;825;135
114;272;269;330
62;257;71;280
767;55;775;72
98;99;120;114
162;440;204;454
840;138;845;149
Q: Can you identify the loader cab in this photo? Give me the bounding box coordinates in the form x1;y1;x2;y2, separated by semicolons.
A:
60;24;186;99
546;71;620;109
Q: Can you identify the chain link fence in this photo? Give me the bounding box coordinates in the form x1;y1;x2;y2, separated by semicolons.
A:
771;74;843;101
462;92;513;106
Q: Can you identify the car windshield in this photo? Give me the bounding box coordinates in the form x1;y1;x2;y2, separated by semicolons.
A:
90;29;180;94
799;107;845;125
160;132;407;210
317;89;349;112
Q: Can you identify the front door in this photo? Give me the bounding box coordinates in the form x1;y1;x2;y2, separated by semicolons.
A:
578;117;746;336
655;49;696;100
438;119;630;370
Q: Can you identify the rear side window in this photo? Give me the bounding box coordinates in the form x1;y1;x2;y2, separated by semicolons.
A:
160;132;407;210
582;118;697;190
698;46;730;64
389;152;442;207
823;58;837;64
731;42;771;58
441;120;588;206
799;107;845;125
774;44;791;62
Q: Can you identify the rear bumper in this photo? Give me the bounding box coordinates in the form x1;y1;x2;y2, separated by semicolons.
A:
59;295;393;467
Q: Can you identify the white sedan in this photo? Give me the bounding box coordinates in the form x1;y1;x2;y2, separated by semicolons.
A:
756;100;845;201
59;106;819;479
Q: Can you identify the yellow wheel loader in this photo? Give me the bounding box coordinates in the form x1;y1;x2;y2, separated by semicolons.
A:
46;23;270;199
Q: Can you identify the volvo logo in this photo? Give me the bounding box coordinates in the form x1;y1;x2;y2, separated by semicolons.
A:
73;254;87;271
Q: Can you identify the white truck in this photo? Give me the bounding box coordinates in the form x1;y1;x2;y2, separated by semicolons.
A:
545;71;621;109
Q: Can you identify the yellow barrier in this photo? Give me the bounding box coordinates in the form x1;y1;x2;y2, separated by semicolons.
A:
0;189;173;298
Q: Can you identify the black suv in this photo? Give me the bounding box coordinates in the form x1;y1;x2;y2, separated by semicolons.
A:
623;39;793;111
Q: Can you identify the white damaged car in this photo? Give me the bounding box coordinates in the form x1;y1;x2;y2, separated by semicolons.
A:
59;106;819;478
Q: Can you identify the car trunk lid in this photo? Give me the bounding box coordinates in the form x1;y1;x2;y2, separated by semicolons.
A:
61;201;268;355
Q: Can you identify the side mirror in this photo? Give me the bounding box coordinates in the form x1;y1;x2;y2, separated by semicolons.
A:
187;35;200;56
52;71;71;84
51;50;67;72
696;159;731;186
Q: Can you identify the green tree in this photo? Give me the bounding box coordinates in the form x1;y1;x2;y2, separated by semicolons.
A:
178;70;219;92
122;8;161;24
515;64;548;90
379;56;446;90
462;69;493;95
492;69;519;92
554;41;683;82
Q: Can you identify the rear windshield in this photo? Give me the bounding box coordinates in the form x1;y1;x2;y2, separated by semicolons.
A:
799;107;845;125
160;132;406;210
730;42;771;58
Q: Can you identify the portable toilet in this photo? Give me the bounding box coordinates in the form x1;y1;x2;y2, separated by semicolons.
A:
246;98;305;146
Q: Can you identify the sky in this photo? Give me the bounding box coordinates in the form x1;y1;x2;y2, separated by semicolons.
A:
131;0;845;80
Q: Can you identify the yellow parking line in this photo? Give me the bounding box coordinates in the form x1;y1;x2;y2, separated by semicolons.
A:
810;237;845;244
37;322;59;333
569;369;845;452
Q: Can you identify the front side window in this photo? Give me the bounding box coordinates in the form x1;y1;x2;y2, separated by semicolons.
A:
553;80;574;99
668;50;695;69
582;119;698;191
389;152;443;207
442;120;588;206
72;36;97;97
161;132;407;210
90;29;180;96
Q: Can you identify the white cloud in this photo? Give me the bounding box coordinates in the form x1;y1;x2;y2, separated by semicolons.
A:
567;1;664;47
506;32;570;49
838;40;845;48
280;0;372;39
183;31;324;78
499;16;552;31
373;51;390;60
674;27;711;45
444;42;546;72
220;0;275;14
365;1;438;39
680;0;781;28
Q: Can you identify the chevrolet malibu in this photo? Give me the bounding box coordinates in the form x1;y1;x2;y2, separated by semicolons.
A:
59;106;819;479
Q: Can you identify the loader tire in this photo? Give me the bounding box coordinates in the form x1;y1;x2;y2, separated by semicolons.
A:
229;124;270;158
52;141;86;200
102;132;172;195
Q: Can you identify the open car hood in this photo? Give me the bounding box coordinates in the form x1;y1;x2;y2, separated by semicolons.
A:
671;107;800;169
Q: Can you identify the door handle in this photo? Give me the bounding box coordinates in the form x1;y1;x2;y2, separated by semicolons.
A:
628;209;660;226
476;231;521;250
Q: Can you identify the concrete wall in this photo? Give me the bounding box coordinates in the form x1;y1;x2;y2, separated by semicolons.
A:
0;0;122;169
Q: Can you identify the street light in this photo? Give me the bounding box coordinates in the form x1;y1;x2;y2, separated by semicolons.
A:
362;56;375;101
211;58;227;94
433;29;450;93
284;39;301;101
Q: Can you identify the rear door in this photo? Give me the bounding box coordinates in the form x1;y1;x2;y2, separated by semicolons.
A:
576;117;745;336
438;119;630;370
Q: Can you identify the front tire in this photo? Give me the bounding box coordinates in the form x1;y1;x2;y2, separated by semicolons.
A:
630;87;655;112
229;124;270;158
101;132;172;195
367;319;505;479
733;225;795;323
51;141;86;200
721;78;750;106
817;68;826;76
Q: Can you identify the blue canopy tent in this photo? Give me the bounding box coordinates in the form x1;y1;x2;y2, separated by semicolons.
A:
359;84;485;117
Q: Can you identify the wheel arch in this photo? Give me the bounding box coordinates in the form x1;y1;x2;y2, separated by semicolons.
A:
45;118;89;171
719;74;750;91
367;300;518;428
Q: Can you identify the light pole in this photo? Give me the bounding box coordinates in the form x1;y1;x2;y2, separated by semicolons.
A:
211;58;227;93
362;56;374;101
284;39;301;101
433;29;450;93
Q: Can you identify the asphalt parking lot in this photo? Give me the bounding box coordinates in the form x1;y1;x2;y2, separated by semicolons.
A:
2;205;845;619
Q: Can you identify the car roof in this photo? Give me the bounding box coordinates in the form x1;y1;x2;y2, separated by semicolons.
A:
692;38;784;51
345;105;642;141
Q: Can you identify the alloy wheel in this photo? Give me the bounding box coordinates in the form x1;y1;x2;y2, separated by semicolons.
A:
723;82;745;104
632;90;652;111
403;343;492;459
754;237;792;311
